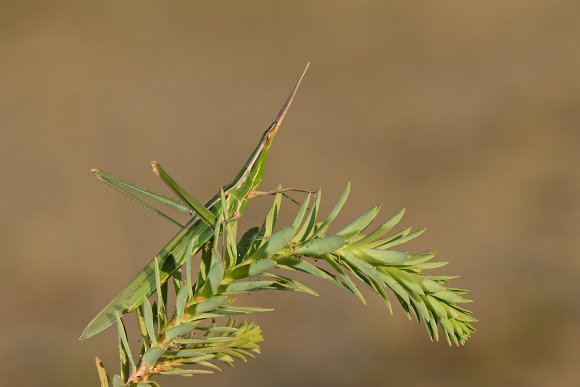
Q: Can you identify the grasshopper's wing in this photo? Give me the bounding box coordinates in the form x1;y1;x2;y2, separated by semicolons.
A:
80;218;213;339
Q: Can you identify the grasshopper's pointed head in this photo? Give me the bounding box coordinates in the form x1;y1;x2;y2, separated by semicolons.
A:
262;62;309;148
232;64;309;191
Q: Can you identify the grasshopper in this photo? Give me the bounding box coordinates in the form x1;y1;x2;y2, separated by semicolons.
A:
80;64;309;339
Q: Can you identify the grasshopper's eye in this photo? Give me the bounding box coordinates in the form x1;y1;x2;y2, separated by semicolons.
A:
265;131;273;145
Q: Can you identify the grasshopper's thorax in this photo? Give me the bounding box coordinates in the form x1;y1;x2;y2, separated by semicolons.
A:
225;122;278;195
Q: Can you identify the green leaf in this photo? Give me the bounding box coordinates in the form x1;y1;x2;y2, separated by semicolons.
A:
185;237;194;299
171;349;205;357
379;269;410;305
425;295;449;319
217;305;274;315
292;193;311;228
135;307;149;354
215;353;235;364
160;369;214;375
236;226;259;263
142;298;157;347
198;361;224;371
293;235;346;256
405;251;437;266
164;323;195;341
191;295;227;314
263;273;319;296
175;336;237;345
355;248;409;265
195;325;238;333
112;375;123;387
154;258;167;329
366;226;411;249
340;250;384;286
116;314;135;381
211;210;223;251
225;219;238;268
275;255;353;296
422;278;447;294
249;226;296;261
221;281;274;293
377;228;426;249
175;282;189;319
228;259;277;280
314;182;350;237
392;269;425;296
207;248;225;295
141;346;165;367
336;205;381;240
350;208;406;246
321;254;366;304
293;189;321;241
251;192;283;253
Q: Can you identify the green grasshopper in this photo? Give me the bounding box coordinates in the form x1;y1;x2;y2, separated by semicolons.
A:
80;64;309;340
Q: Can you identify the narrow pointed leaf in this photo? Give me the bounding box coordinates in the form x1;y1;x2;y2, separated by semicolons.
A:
135;307;149;353
366;226;411;249
175;283;189;319
160;369;214;375
190;295;227;314
336;205;381;240
228;259;277;279
293;235;345;256
249;226;296;261
377;228;427;249
116;314;135;379
293;189;321;241
350;208;406;246
263;273;319;296
141;346;165;367
340;250;384;285
154;258;167;328
314;182;350;237
356;248;410;265
292;193;311;228
164;323;195;341
254;192;283;251
321;254;366;304
237;226;259;263
221;281;274;293
143;298;157;346
112;375;123;387
207;248;225;294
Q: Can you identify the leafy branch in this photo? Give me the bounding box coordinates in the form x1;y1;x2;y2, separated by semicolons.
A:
86;66;475;386
94;183;476;386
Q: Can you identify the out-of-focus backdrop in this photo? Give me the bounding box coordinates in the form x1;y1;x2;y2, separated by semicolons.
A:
1;1;579;386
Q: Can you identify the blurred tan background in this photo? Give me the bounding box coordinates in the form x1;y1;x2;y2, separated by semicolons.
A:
1;1;579;386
